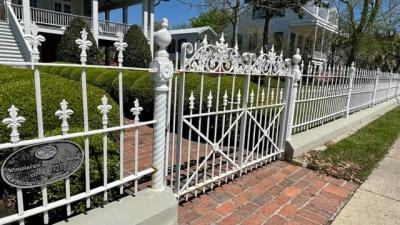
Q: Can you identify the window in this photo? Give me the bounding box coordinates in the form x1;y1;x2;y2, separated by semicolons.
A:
54;2;62;12
55;0;71;13
289;33;296;54
273;32;284;51
30;0;38;8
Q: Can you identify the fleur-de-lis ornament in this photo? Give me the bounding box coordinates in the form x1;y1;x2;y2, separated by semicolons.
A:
2;105;25;143
130;99;143;122
189;91;195;110
207;91;213;109
237;90;241;106
55;99;74;134
97;96;112;127
261;89;265;105
223;90;228;107
114;32;128;64
24;22;45;58
250;90;255;105
75;29;92;64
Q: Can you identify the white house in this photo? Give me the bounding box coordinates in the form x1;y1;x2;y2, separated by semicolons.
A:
225;2;341;64
0;0;157;63
167;26;218;63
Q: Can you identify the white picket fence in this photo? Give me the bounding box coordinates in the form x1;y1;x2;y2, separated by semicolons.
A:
0;18;398;225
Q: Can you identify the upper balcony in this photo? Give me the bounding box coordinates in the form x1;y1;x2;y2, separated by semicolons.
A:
11;4;141;42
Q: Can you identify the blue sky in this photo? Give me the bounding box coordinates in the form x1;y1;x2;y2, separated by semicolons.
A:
101;0;202;27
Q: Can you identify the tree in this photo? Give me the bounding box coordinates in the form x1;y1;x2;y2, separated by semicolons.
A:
247;0;326;48
57;17;101;64
190;8;232;34
180;0;241;45
338;0;382;65
123;25;152;68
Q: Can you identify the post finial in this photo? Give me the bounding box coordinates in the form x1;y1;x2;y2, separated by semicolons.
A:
154;18;172;58
292;48;302;65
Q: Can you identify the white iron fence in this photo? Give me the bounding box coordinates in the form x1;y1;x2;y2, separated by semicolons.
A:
292;63;400;134
0;16;399;225
0;21;172;225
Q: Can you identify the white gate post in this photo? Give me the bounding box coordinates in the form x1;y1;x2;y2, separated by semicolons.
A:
372;68;380;107
345;62;355;118
286;49;302;142
388;70;393;99
150;18;173;191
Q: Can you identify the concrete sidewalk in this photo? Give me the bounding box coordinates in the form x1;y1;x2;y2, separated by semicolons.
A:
332;138;400;225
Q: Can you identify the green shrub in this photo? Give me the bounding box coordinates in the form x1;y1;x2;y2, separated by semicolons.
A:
0;75;120;149
93;70;118;94
123;25;152;68
57;17;101;64
130;74;153;120
0;67;33;84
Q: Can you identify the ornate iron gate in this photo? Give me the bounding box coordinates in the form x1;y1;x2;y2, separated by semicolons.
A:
166;36;295;200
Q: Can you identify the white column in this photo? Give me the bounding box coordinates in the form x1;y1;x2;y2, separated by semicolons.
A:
149;0;155;58
122;6;128;24
92;0;99;44
22;0;31;34
312;26;318;58
150;18;173;190
142;0;148;38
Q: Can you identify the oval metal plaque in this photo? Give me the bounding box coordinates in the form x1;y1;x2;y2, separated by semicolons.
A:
1;141;83;189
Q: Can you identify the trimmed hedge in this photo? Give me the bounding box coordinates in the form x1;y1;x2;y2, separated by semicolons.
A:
0;74;120;147
123;25;152;68
57;17;102;64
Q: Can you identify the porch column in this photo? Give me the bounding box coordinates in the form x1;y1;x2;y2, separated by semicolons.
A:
320;28;326;62
92;0;99;44
122;6;128;24
22;0;31;34
149;0;155;58
142;0;148;39
312;26;318;56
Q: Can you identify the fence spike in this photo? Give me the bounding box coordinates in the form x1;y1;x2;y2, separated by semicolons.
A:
97;95;112;127
130;99;143;122
189;91;195;110
55;99;74;135
2;105;25;143
207;91;213;108
223;90;228;107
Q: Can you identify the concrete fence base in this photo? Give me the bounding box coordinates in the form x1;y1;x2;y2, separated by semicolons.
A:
55;188;178;225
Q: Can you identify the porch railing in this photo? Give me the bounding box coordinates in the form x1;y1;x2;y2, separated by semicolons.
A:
313;50;327;61
11;4;130;35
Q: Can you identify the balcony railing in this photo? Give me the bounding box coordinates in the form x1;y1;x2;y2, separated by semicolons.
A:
11;4;130;35
313;50;328;61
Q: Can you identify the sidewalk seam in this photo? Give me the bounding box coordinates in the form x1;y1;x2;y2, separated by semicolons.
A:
359;187;400;202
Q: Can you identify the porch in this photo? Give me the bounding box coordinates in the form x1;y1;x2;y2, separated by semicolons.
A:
3;0;155;56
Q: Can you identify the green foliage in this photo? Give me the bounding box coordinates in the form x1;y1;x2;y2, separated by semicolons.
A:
123;25;152;68
57;17;101;64
0;75;120;149
308;106;400;183
190;9;232;34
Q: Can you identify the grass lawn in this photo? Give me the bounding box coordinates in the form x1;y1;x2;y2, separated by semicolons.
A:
307;106;400;184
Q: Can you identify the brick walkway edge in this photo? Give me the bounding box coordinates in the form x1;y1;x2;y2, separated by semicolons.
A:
179;161;358;225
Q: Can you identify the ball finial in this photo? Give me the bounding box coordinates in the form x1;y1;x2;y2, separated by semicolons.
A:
292;48;302;65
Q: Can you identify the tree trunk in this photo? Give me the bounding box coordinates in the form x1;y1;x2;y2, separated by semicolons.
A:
262;12;274;49
232;0;240;46
347;33;360;66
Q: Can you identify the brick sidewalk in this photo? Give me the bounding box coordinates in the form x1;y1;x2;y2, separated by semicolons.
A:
178;161;358;225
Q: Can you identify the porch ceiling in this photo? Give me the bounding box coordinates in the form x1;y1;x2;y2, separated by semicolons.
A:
99;0;142;11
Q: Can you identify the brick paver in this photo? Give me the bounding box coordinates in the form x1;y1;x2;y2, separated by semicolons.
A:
178;161;358;225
